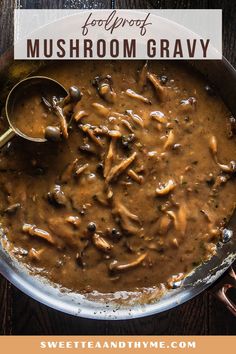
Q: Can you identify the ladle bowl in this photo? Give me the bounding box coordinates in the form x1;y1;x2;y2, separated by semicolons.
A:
0;76;68;147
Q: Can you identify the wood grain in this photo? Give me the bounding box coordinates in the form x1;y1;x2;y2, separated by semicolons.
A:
0;0;236;335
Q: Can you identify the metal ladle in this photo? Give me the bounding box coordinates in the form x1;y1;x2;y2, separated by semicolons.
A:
0;76;68;148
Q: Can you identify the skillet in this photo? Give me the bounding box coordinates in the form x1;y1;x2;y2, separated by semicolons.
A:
0;50;235;319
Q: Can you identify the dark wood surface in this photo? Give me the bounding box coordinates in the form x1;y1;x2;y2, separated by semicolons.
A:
0;0;235;335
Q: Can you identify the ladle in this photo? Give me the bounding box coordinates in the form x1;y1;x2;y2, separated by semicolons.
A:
0;76;68;148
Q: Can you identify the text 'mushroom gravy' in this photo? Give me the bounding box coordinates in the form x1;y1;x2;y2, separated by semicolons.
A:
0;60;235;294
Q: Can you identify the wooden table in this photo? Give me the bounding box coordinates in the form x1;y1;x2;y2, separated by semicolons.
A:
0;0;235;335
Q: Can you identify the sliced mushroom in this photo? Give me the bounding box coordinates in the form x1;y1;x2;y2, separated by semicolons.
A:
127;169;144;184
209;135;218;158
179;97;197;113
167;205;187;236
48;184;67;206
227;116;236;138
166;210;178;226
125;110;144;128
104;138;116;178
138;62;148;92
73;110;88;122
217;161;236;174
125;89;151;104
4;203;21;214
211;174;231;195
147;72;165;101
52;97;69;139
92;75;116;103
106;152;137;183
121;119;134;132
150;111;167;124
156;179;176;196
22;223;55;244
42;96;68;138
65;215;81;227
109;253;147;273
157;213;172;234
164;129;175;150
177;204;187;236
112;201;140;235
171;238;179;248
209;136;236;174
79;124;103;147
28;248;44;261
92;233;113;253
75;163;89;177
108;130;122;138
92;102;110;117
79;143;98;156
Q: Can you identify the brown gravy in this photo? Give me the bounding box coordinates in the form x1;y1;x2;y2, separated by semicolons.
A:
13;85;65;139
1;60;235;294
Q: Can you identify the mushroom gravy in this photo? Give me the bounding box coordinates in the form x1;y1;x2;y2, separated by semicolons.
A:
1;60;236;294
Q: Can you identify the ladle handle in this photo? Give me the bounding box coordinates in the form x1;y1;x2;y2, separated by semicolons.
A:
0;128;15;148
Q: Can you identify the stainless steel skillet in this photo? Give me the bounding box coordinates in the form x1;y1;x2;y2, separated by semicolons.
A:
0;50;235;319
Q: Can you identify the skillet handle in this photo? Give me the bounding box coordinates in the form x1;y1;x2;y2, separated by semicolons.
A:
210;266;236;316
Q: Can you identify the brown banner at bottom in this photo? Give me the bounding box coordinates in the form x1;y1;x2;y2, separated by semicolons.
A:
0;336;236;354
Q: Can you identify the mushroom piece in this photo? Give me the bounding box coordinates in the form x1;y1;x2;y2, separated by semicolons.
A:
42;96;68;139
127;169;144;184
209;135;218;159
138;62;148;92
92;233;113;253
177;204;187;236
156;179;176;196
92;75;116;103
4;203;21;214
73;110;88;122
79;124;103;147
209;135;236;174
75;163;89;177
150;111;167;124
108;253;147;273
79;143;98;156
227;116;236;138
217;161;236;174
28;248;44;261
125;89;151;104
51;97;69;139
22;223;55;244
104;137;116;178
65;215;81;227
167;205;187;236
164;129;175;150
125;110;144;128
106;152;137;183
179;97;197;113
48;184;67;206
121;119;134;132
147;72;166;101
112;201;140;235
63;86;83;105
92;103;110;117
157;213;172;234
45;126;61;142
